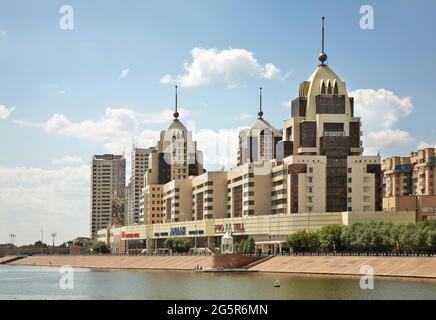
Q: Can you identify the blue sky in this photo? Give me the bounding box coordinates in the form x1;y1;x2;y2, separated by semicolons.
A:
1;0;435;244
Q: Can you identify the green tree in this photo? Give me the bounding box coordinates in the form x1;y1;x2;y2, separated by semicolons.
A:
236;239;246;253
91;241;110;254
164;237;192;253
243;237;255;254
319;225;343;252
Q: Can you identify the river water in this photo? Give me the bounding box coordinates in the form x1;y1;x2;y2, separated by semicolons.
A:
0;265;435;300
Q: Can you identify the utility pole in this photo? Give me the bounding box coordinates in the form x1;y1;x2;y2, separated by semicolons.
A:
41;230;44;255
51;233;57;254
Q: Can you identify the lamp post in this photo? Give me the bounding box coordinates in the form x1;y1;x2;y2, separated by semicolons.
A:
41;230;44;255
51;233;57;254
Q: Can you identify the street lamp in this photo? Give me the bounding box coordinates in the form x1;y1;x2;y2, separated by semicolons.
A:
51;233;57;254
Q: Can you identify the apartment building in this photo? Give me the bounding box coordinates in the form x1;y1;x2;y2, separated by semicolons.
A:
382;147;436;220
90;154;126;239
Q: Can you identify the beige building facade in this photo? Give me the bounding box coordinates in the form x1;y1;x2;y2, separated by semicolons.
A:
90;154;126;239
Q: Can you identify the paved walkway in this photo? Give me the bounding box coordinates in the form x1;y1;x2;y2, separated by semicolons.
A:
249;256;436;279
8;255;215;270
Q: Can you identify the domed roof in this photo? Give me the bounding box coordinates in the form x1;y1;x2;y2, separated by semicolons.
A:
305;64;352;120
247;118;282;137
168;118;187;131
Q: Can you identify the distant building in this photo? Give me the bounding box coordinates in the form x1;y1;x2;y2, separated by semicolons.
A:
382;147;436;220
90;154;126;239
127;147;154;225
139;86;204;224
238;88;283;165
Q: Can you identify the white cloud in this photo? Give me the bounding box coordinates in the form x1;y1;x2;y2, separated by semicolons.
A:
52;155;84;165
350;88;415;155
13;107;190;155
364;129;415;154
160;74;174;84
0;31;6;36
0;105;15;119
120;68;130;78
0;165;90;245
161;47;282;87
194;128;241;169
57;90;66;95
417;141;436;150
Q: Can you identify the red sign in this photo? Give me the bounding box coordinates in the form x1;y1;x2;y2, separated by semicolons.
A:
234;223;245;232
121;231;140;239
215;224;224;233
214;223;245;233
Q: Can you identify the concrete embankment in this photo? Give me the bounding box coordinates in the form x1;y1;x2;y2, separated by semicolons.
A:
8;255;215;270
7;254;262;271
249;256;436;279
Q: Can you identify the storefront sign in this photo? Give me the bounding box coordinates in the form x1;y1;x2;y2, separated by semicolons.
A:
214;223;245;233
170;227;186;236
188;230;204;235
121;231;140;239
154;232;169;237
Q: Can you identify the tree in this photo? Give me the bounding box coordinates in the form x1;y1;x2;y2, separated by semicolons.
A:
91;241;110;254
164;237;192;253
319;225;343;252
243;237;255;254
236;239;246;253
287;230;319;252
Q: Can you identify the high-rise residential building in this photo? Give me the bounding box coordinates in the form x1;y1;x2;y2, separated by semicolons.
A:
238;87;283;165
382;147;436;221
127;147;154;225
90;154;126;239
136;17;381;225
382;148;436;197
124;182;133;225
139;86;204;224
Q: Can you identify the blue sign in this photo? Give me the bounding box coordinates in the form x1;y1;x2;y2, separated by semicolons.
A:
170;227;186;236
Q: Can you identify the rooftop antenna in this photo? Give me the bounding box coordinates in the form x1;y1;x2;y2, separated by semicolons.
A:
319;16;328;65
174;85;179;119
258;86;263;119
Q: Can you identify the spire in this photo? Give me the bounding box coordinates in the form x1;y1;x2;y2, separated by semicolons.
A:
258;86;263;119
319;16;328;65
174;85;179;119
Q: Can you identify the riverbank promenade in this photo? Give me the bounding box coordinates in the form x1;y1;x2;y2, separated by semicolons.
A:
5;255;436;279
250;256;436;279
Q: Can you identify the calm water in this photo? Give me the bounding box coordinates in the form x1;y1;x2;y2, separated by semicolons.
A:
0;265;435;300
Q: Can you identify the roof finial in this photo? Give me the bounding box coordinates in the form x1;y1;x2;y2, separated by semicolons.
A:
319;16;328;65
174;85;179;119
258;86;263;119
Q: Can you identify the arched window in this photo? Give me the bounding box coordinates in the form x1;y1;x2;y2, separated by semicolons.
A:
333;81;339;94
321;81;326;94
327;80;332;94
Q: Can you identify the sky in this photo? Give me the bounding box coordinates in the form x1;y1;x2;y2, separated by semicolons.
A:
1;0;435;245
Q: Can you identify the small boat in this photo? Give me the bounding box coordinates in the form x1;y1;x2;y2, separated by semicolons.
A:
274;280;280;288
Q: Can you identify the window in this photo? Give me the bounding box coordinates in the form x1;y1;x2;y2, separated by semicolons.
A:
309;167;313;173
348;168;352;173
348;197;352;203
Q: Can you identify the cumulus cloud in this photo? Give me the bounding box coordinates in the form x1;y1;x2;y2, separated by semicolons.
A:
350;88;415;155
161;47;282;87
194;128;241;169
12;107;191;156
52;155;84;165
0;105;15;119
0;165;90;245
417;141;436;149
120;68;130;78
